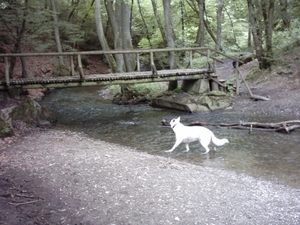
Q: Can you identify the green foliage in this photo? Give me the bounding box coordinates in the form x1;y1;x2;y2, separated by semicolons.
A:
224;77;235;95
273;19;300;53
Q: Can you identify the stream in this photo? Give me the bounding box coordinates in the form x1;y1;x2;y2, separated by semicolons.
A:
41;86;300;188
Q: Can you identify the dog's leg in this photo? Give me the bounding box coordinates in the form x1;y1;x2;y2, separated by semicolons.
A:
200;140;210;154
165;139;182;153
183;143;190;152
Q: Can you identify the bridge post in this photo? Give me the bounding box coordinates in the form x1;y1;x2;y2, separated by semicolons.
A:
4;57;9;87
70;56;75;76
136;53;140;72
77;54;85;80
189;50;193;68
210;74;219;91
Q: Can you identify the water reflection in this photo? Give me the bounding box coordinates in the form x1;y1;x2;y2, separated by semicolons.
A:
41;87;300;188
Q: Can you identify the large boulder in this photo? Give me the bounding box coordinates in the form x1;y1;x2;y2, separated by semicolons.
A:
151;91;232;113
199;91;232;111
0;99;56;138
10;99;56;127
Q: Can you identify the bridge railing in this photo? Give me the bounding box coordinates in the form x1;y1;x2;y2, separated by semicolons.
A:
0;47;242;87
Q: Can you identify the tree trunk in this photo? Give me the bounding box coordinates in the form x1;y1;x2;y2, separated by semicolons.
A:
262;0;274;69
196;0;205;46
247;0;263;69
105;0;136;103
180;0;185;45
95;0;116;72
215;0;224;51
8;0;28;78
121;0;136;72
278;0;290;29
105;0;124;73
81;0;95;28
163;0;177;90
151;0;167;45
188;0;217;45
137;0;152;47
50;0;64;66
247;0;274;70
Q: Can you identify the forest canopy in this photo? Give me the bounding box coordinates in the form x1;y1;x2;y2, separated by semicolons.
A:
0;0;299;72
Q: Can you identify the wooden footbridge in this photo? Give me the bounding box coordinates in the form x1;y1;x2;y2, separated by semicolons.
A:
0;47;238;91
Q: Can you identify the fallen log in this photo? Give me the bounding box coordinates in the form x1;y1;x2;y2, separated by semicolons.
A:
188;120;300;134
232;53;255;68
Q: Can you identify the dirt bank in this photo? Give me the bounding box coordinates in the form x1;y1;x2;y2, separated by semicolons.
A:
0;129;299;224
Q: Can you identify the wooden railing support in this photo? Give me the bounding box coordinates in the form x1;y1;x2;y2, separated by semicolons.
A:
4;57;9;87
70;55;75;76
77;54;84;81
136;53;140;72
235;62;240;95
189;50;193;68
150;51;157;75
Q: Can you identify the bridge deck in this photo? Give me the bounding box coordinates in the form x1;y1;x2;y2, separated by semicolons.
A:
0;68;212;90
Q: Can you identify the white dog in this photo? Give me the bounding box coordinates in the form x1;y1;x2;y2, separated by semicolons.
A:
165;117;229;154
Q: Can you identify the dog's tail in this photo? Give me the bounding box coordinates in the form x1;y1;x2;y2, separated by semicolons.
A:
211;134;229;146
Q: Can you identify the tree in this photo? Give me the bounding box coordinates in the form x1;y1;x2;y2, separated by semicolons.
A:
247;0;275;69
278;0;290;30
50;0;64;66
137;0;152;47
151;0;167;45
196;0;205;46
105;0;136;102
95;0;116;72
215;0;224;51
121;0;135;72
0;0;29;78
163;0;177;90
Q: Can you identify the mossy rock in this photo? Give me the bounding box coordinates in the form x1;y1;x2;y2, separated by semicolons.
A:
0;116;14;138
152;91;232;112
11;99;56;126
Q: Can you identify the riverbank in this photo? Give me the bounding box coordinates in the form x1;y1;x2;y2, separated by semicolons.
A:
1;129;299;224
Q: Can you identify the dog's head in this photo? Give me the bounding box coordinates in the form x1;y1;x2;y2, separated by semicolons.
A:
170;117;180;129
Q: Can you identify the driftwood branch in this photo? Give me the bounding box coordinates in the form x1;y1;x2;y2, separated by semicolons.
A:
236;68;270;101
9;200;39;206
188;120;300;134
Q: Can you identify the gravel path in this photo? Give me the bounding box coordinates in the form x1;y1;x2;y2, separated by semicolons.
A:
1;129;299;225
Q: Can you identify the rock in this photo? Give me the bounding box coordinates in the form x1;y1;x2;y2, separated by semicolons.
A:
0;113;14;138
11;99;56;125
0;99;56;138
151;91;232;113
199;91;232;110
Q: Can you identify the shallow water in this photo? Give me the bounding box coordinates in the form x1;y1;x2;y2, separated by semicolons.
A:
41;86;300;188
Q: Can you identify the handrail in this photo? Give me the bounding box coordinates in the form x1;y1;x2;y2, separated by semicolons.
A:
0;47;209;57
0;47;242;62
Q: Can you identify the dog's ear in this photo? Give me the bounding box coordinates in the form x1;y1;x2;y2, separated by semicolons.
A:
177;117;180;122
